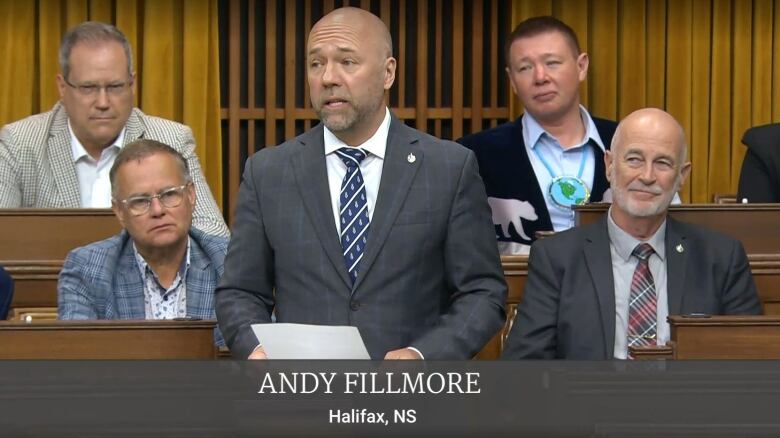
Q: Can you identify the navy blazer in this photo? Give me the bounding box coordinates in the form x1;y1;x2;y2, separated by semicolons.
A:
0;266;13;320
457;115;617;245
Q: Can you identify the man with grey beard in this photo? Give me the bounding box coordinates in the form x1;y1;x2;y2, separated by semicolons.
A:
216;7;506;360
502;108;761;360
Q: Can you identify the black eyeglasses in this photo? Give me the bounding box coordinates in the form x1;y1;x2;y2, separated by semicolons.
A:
118;183;191;216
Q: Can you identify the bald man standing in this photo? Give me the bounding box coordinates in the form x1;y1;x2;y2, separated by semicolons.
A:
502;108;761;360
216;7;506;360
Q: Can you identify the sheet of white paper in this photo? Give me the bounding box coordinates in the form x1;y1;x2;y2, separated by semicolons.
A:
251;323;371;359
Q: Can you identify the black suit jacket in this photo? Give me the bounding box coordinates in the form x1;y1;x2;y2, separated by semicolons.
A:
216;117;507;359
737;123;780;203
457;115;618;245
502;215;762;359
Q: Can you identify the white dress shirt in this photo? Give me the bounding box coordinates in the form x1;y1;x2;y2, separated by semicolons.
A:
324;107;390;235
69;120;125;208
607;209;670;359
522;106;606;232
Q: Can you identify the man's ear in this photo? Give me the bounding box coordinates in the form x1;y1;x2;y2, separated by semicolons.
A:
604;150;614;183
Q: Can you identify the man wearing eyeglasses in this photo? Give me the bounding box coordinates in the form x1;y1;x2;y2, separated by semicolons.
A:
0;21;228;237
57;139;227;345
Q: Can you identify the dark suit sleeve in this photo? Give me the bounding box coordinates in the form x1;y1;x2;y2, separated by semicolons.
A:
737;149;780;203
721;240;762;315
409;151;508;359
215;154;275;358
501;241;560;359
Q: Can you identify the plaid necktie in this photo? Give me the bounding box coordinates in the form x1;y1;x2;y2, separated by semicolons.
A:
627;243;657;350
336;147;370;284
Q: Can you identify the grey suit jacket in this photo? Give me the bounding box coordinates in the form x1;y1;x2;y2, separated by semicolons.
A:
0;102;229;237
502;215;762;360
58;228;228;345
216;117;507;359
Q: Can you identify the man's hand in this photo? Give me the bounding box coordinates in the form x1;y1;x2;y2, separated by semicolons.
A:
384;348;422;360
248;346;268;359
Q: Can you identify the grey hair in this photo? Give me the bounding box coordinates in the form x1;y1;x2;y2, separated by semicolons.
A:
59;21;133;80
110;139;191;198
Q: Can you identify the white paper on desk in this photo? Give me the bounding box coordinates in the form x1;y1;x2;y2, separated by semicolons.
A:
251;323;371;359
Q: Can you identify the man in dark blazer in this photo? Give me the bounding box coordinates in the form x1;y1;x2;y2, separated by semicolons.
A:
458;16;617;253
737;123;780;203
503;108;761;360
215;7;507;360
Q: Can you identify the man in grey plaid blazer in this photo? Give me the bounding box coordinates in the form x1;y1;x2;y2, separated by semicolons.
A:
58;140;228;345
0;21;228;237
216;8;507;360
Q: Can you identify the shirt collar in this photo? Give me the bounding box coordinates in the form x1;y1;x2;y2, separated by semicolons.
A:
606;207;667;262
323;107;390;159
521;105;606;152
69;119;126;162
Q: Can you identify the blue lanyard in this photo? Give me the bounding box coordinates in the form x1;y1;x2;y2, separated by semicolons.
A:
532;142;588;180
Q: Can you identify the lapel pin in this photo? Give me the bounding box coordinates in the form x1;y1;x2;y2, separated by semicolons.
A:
407;153;416;163
676;244;684;253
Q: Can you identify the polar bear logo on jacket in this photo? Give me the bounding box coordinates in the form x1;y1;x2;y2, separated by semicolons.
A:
487;197;538;242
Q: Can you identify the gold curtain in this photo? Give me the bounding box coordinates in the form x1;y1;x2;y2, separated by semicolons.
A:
0;0;223;209
511;0;779;203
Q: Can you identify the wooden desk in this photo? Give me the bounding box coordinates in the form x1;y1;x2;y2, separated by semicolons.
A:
668;315;780;359
0;320;217;359
0;209;121;319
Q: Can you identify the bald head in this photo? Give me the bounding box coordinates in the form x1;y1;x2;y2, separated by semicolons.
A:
310;7;393;58
611;108;688;163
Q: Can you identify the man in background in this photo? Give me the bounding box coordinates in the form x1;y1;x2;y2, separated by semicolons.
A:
58;139;227;345
0;21;228;237
502;108;761;360
458;16;617;253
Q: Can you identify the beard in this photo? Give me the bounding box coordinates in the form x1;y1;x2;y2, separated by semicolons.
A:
610;172;681;218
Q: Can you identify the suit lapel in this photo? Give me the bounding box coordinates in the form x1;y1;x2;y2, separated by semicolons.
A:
665;218;687;315
352;119;421;291
47;106;81;206
582;216;616;358
292;125;353;289
114;241;146;319
123;110;145;144
185;239;215;318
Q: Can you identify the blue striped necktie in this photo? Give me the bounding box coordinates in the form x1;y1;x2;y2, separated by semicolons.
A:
336;147;370;284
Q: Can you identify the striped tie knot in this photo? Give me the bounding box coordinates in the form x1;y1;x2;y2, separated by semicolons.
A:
336;147;368;169
632;243;654;261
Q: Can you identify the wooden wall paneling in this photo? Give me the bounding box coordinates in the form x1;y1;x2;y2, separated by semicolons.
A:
228;0;241;220
618;0;647;117
557;0;590;108
247;0;256;156
397;0;406;110
265;0;277;147
452;0;463;138
775;0;780;120
416;0;428;130
304;1;313;132
489;0;498;128
731;0;752;190
285;0;296;140
435;0;443;136
752;0;773;127
665;0;693;201
645;0;666;109
707;0;733;198
690;0;712;203
470;0;484;132
588;0;618;120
